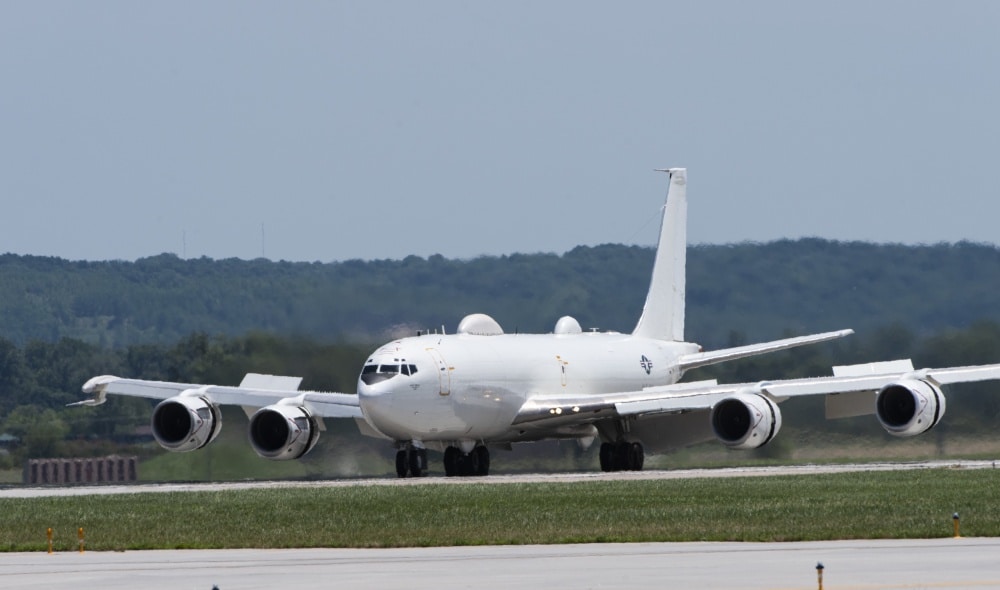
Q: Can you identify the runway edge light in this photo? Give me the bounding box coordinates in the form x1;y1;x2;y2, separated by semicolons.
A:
953;513;961;538
816;562;824;590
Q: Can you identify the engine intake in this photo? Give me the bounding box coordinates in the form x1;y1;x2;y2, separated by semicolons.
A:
248;405;321;460
876;378;946;437
151;394;222;452
711;392;782;450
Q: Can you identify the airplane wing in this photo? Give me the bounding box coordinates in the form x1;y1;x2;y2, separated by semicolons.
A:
513;361;1000;427
72;373;363;419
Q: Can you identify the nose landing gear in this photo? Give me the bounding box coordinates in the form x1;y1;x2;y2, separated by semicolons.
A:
395;444;428;477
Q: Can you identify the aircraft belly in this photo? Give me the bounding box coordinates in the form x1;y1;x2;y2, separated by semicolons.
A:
449;384;521;439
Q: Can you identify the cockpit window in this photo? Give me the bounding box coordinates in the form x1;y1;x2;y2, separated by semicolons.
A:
360;362;417;385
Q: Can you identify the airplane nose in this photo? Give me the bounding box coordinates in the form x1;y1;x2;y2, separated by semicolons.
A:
357;379;379;398
357;377;394;403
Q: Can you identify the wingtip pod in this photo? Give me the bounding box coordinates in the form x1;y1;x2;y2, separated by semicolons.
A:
82;375;119;394
70;375;119;407
632;167;687;341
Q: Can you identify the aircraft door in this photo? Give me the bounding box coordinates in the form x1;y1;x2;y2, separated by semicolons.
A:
425;348;451;396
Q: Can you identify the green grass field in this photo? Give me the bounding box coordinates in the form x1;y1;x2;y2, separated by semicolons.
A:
2;468;998;552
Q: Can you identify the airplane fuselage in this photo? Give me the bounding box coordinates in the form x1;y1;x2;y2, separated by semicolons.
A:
357;332;700;443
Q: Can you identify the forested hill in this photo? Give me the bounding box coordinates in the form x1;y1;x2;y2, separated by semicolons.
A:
2;239;999;349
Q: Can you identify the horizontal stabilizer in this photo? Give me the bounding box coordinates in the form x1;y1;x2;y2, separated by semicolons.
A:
677;329;854;372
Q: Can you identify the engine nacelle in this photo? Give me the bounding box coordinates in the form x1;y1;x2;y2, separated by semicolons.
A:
710;393;783;450
248;404;321;460
876;378;946;437
151;394;222;452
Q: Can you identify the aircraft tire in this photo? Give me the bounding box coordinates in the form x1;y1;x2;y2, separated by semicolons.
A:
599;443;614;472
628;442;645;471
616;441;632;471
474;445;490;476
395;450;408;478
409;448;427;477
444;446;460;476
456;452;472;476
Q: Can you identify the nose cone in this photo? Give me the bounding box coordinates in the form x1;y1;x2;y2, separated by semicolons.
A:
357;362;422;438
356;346;434;439
357;374;392;408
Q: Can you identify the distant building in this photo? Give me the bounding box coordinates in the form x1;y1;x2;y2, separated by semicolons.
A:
24;456;138;485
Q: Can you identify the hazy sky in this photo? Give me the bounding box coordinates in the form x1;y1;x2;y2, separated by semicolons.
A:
2;2;999;262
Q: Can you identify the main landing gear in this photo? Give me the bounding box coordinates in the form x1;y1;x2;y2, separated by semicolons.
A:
599;441;645;472
443;445;490;477
394;443;491;477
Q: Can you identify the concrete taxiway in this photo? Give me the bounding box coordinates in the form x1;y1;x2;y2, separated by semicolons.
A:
2;538;998;589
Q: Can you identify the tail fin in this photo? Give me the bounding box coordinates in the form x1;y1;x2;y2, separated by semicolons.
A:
632;168;687;341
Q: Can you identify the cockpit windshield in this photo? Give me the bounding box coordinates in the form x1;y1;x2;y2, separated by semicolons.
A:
360;361;419;385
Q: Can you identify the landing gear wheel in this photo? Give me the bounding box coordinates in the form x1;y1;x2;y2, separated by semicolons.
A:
628;442;645;471
457;451;477;476
599;442;614;472
599;441;645;471
473;445;490;476
409;448;427;477
395;450;408;478
444;446;460;477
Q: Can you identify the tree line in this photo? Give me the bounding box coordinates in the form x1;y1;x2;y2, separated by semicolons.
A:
2;239;1000;349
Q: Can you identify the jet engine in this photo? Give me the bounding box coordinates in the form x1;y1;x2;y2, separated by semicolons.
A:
875;379;946;437
151;393;222;452
248;404;321;460
710;393;782;450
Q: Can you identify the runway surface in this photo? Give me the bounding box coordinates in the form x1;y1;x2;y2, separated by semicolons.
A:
2;538;998;589
2;459;997;498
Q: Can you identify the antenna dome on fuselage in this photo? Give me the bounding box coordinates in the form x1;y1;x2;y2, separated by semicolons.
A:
457;313;504;336
554;316;583;334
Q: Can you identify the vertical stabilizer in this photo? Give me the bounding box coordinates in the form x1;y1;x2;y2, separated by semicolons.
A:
632;168;687;341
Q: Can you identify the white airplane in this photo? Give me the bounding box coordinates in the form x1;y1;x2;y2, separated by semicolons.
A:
75;168;1000;477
